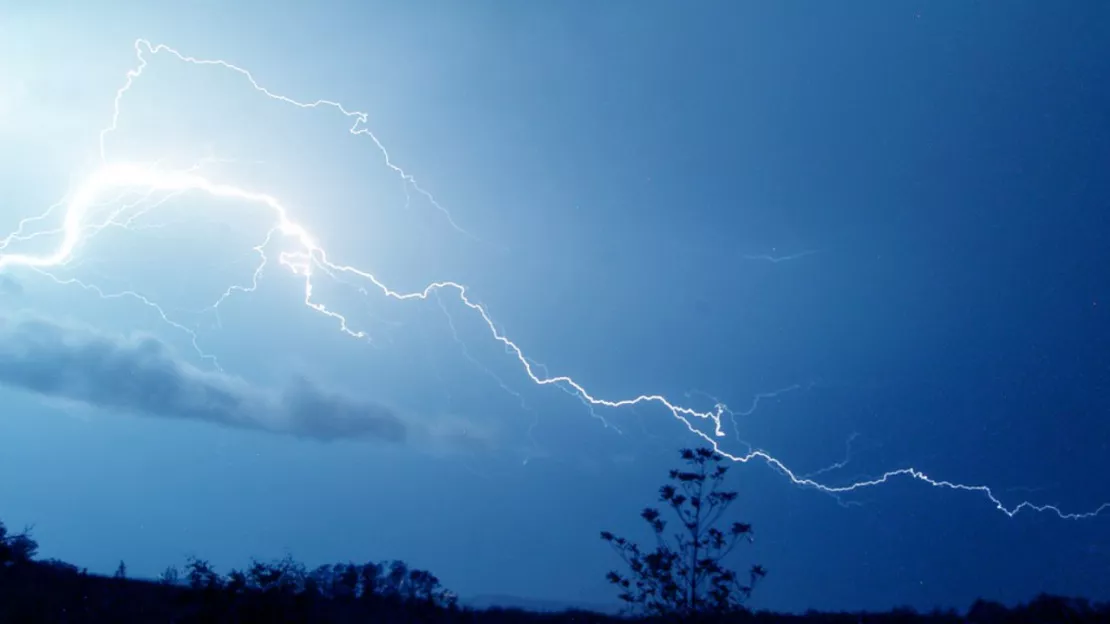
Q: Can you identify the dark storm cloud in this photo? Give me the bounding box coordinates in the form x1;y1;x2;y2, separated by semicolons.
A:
0;315;406;443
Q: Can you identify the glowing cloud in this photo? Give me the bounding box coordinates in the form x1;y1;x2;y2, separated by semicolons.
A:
0;38;1105;521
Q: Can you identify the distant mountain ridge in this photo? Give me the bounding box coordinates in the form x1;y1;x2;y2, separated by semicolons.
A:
465;593;621;614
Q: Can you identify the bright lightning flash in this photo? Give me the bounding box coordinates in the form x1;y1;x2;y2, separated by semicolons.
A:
1;39;1107;522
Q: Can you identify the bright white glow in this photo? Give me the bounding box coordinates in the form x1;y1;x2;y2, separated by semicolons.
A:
1;38;1106;521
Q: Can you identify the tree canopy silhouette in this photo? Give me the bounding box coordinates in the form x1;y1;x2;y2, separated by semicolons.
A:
0;520;38;566
601;446;766;618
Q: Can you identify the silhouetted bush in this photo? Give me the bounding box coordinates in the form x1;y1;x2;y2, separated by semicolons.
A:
601;447;765;618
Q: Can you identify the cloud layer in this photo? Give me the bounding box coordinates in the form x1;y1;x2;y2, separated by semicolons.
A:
0;315;406;443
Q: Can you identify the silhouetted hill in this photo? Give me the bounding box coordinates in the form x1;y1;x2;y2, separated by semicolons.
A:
4;559;1110;623
466;593;621;614
5;514;1110;623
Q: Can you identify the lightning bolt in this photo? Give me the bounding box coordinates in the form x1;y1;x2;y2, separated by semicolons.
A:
434;290;543;452
1;38;1107;522
101;39;475;240
801;432;860;480
743;249;820;263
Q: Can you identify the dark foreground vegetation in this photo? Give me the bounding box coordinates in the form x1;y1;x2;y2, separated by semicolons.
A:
3;448;1109;623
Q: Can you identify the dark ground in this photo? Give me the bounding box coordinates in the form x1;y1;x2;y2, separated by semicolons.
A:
2;558;1109;623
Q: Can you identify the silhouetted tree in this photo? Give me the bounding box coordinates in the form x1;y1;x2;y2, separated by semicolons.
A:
303;564;329;599
601;447;766;618
1024;594;1084;623
114;560;127;579
226;568;249;594
185;556;225;590
359;561;383;599
406;567;458;608
159;564;180;586
967;598;1009;624
0;521;38;566
334;562;360;600
247;555;306;595
384;559;409;596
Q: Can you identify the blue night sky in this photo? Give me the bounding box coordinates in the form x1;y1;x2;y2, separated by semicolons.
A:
1;0;1109;614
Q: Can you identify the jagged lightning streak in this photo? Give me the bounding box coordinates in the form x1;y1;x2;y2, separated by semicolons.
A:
2;39;1108;522
101;39;474;240
434;289;542;451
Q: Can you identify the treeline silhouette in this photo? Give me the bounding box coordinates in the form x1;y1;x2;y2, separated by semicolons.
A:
3;448;1110;623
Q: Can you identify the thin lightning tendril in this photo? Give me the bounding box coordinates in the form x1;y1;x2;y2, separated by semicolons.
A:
101;39;475;240
743;249;820;263
1;39;1106;521
27;265;222;371
434;292;544;454
801;432;860;480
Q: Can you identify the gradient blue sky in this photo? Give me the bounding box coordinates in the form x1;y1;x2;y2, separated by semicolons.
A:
1;0;1109;614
